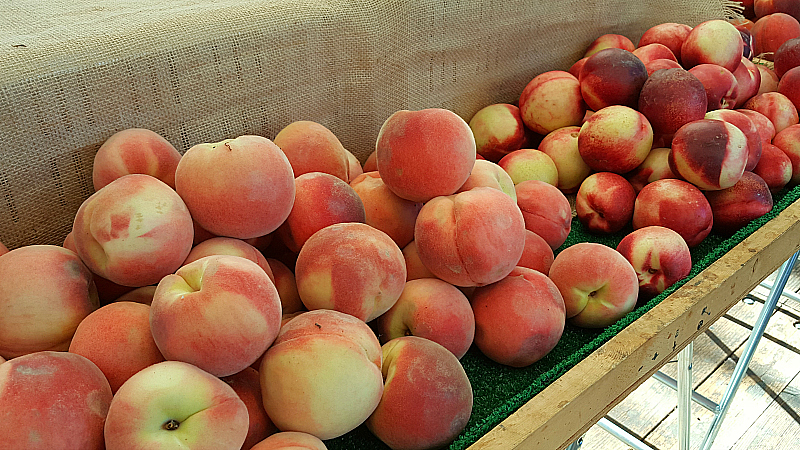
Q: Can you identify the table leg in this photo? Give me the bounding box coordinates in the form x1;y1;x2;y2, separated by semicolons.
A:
677;341;693;450
698;250;800;450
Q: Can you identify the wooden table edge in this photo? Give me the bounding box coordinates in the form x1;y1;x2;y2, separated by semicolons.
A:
468;198;800;450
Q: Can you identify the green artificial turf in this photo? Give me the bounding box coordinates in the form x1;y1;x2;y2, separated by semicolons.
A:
325;183;800;450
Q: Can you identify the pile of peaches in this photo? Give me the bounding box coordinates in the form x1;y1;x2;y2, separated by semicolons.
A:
3;4;800;450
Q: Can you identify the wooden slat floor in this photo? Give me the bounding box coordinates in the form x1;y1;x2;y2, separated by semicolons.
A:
580;263;800;450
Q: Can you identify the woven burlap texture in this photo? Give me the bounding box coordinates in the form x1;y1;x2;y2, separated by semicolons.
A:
0;0;733;249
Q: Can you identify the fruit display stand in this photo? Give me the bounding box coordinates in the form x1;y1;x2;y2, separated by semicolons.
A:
1;1;795;450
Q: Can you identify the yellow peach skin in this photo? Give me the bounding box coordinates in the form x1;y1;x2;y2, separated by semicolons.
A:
294;222;406;322
92;128;182;191
0;245;99;359
104;360;249;450
72;173;194;287
260;310;384;440
151;255;282;377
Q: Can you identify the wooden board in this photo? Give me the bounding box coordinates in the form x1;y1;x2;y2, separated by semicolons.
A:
467;198;800;450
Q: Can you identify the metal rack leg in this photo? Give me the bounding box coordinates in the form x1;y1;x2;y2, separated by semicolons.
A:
698;250;800;450
677;341;693;450
596;417;656;450
564;435;583;449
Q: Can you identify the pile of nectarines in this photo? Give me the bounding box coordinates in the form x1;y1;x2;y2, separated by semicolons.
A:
2;8;800;450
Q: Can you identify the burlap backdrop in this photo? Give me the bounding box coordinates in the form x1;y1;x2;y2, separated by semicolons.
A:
1;0;737;249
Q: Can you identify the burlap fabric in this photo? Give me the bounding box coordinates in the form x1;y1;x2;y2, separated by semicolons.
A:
0;0;740;250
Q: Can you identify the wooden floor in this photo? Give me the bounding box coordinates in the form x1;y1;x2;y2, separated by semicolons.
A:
581;263;800;450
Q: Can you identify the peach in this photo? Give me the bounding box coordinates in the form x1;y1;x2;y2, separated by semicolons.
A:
518;229;555;275
751;13;800;60
537;125;591;193
72;174;194;287
576;172;637;234
568;57;588;78
363;150;378;172
705;108;764;170
277;171;366;253
151;255;282;377
92;128;182;191
375;278;475;359
584;33;635;58
519;71;587;135
743;91;800;132
639;68;708;136
272;120;350;181
175;135;296;239
366;336;473;450
757;64;780;95
705;171;774;234
638;23;693;63
0;245;98;358
772;0;800;21
497;148;558;186
680;20;744;72
732;57;762;107
351;171;422;249
771;123;800;183
414;187;525;287
295;222;406;322
779;66;800;112
669;119;748;190
755;0;779;17
645;58;684;75
259;309;384;440
457;159;517;201
688;64;739;110
468;103;529;162
183;236;275;282
633;43;678;65
402;240;437;281
578;105;653;173
616;226;692;299
105;360;249;450
753;142;794;192
68;302;164;393
251;432;327;450
471;267;565;366
632;179;714;247
345;149;363;183
115;285;156;305
221;367;278;450
549;242;639;328
376;108;475;203
0;351;112;450
266;258;304;315
774;37;800;77
515;179;572;250
0;240;7;255
625;147;679;192
738;108;777;143
579;48;648;110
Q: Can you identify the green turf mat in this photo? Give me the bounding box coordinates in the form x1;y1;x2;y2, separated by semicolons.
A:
324;182;800;450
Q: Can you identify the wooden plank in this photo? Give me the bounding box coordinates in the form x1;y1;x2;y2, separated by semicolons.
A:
645;315;800;450
729;372;800;449
467;199;800;450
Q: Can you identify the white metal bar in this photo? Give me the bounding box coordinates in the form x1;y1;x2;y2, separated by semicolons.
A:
651;370;718;412
596;417;656;450
698;251;800;450
677;342;693;450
